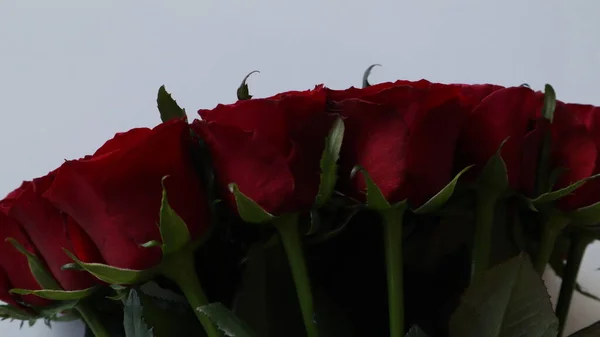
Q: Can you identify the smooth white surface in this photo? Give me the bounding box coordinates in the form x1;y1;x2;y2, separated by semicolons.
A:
1;0;599;335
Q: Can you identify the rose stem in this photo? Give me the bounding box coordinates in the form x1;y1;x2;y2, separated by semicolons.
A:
381;205;407;337
470;192;497;283
555;232;593;336
75;302;111;337
274;213;319;337
534;213;570;275
161;250;221;337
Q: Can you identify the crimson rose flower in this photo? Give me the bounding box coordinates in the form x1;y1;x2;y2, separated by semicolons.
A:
192;86;335;215
549;103;599;210
0;197;50;309
8;177;101;291
329;81;500;206
43;119;211;271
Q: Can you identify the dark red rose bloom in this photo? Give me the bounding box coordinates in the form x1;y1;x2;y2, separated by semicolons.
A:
9;177;101;291
192;85;335;215
550;103;600;210
457;86;545;192
43;119;210;270
0;199;50;308
332;82;496;206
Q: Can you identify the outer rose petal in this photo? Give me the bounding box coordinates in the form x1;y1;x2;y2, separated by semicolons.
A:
0;211;50;307
44;120;210;270
336;99;410;202
192;120;296;215
326;79;433;101
457;86;543;188
405;97;467;206
9;177;100;290
0;267;21;308
198;86;327;156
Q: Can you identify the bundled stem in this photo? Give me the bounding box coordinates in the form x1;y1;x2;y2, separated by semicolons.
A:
534;213;570;275
274;214;319;337
161;250;221;337
471;192;497;283
555;232;593;337
381;205;407;337
75;302;111;337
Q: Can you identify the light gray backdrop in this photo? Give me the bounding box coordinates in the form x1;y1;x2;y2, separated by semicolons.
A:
1;0;599;336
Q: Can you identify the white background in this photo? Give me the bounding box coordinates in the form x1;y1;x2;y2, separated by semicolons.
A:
1;0;600;336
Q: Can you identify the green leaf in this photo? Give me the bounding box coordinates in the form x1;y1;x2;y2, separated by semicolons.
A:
314;118;345;208
198;302;258;337
159;177;191;255
157;85;186;123
570;201;600;226
531;173;600;205
542;84;556;122
521;83;531;88
124;289;154;337
406;325;429;337
61;262;84;271
237;70;259;100
229;183;274;223
414;166;472;214
0;305;34;321
477;139;509;194
7;238;61;290
449;254;558;337
64;250;155;285
352;166;392;210
568;320;600;337
10;286;98;300
362;64;381;88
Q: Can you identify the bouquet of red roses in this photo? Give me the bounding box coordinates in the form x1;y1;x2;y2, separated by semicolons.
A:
1;68;599;337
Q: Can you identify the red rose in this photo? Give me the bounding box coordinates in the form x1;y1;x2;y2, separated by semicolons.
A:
0;198;50;308
9;177;101;291
457;86;545;192
43;119;210;270
192;86;334;215
332;82;496;206
550;103;600;210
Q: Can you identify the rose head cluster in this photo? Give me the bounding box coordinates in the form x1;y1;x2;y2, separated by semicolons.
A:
1;78;599;337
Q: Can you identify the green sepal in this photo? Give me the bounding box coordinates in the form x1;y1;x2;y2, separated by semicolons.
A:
314;117;345;208
63;250;155;285
159;177;191;255
229;183;274;223
362;64;381;88
140;241;162;249
571;201;600;227
351;166;392;210
530;173;600;206
7;238;61;290
542;84;556;122
10;286;99;300
237;70;259;100
197;302;258;337
157;85;186;123
61;262;84;271
414;166;472;214
476;138;509;195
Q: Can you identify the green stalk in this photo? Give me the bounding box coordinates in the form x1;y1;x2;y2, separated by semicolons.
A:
381;205;408;337
534;213;570;275
470;192;497;283
75;302;111;337
161;250;221;337
555;233;593;337
274;214;319;337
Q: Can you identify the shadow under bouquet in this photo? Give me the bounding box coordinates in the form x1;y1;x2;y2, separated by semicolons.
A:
2;67;600;337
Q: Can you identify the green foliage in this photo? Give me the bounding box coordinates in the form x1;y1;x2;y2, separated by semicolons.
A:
157;85;186;122
450;254;558;337
237;71;259;100
123;289;154;337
